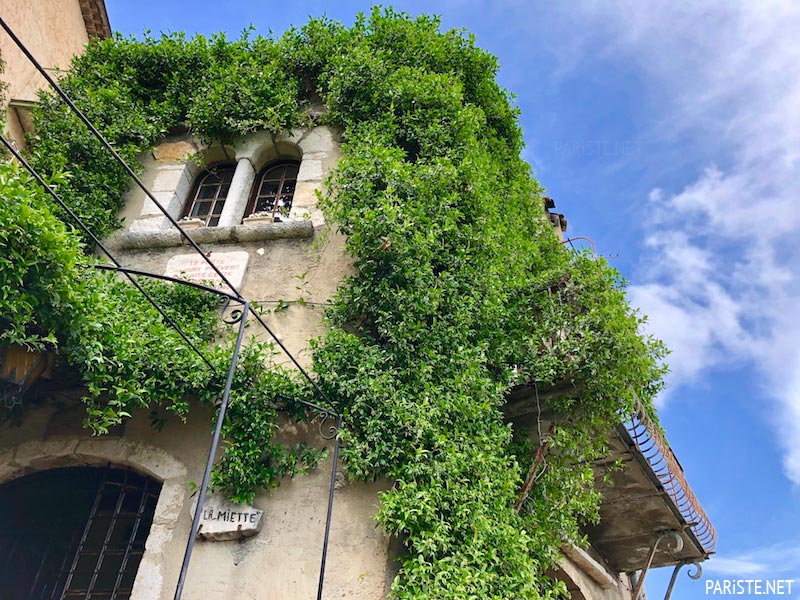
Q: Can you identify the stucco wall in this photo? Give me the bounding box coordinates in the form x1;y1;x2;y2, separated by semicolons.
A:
0;404;392;599
1;0;90;148
0;123;396;598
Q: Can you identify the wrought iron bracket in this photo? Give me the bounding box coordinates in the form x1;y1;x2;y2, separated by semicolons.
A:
664;560;703;600
631;530;684;600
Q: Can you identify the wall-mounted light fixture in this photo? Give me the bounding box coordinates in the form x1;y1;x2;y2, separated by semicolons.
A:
0;345;51;408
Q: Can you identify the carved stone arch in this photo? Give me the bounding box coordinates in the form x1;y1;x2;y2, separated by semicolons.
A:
0;437;189;600
547;564;588;600
237;130;302;173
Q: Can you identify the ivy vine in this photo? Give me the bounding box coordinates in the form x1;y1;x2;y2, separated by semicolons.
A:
1;8;668;599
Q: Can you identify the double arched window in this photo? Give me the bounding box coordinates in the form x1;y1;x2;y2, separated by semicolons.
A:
183;160;300;226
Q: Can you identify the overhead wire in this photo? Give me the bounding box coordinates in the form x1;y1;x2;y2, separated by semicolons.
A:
0;15;242;299
0;134;217;374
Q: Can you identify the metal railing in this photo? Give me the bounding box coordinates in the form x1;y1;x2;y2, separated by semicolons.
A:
623;400;717;553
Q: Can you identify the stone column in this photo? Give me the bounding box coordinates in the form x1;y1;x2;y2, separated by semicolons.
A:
217;157;255;227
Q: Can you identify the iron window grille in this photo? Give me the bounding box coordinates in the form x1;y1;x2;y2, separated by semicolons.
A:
0;465;161;600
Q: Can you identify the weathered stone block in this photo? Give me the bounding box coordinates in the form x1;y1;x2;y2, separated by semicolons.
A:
152;141;197;162
297;158;323;182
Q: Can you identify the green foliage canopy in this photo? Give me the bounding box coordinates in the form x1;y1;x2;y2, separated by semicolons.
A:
1;8;668;598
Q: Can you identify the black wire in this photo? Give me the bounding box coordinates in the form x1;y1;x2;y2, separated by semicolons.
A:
0;134;217;374
0;16;338;411
0;15;242;300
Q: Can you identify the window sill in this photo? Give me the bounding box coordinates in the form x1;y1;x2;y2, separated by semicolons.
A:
109;219;314;250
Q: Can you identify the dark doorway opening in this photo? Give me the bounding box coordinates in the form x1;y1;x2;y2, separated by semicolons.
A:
0;465;161;600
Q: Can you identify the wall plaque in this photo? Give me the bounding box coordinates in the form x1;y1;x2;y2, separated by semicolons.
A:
164;251;249;293
191;495;264;541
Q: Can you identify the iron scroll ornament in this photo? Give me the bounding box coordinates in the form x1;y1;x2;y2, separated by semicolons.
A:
664;560;703;600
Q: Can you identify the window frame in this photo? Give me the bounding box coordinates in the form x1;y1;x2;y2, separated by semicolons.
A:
181;164;236;227
244;160;300;222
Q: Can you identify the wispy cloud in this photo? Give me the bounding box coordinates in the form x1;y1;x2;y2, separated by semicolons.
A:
704;541;800;577
546;1;800;484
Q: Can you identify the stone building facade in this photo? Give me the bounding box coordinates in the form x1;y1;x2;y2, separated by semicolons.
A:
0;4;714;599
1;0;111;149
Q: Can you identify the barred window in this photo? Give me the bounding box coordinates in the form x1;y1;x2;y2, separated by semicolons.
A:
0;466;161;600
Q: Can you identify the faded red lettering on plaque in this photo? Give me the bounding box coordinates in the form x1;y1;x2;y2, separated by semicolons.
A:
164;251;249;293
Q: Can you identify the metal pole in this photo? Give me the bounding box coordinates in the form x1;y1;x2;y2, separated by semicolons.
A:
174;302;250;600
664;561;703;600
316;416;342;600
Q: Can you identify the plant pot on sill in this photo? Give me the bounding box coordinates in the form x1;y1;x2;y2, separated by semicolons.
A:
242;212;275;225
0;344;53;408
179;218;205;229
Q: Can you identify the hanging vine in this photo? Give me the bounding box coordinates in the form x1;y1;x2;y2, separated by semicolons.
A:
0;9;668;598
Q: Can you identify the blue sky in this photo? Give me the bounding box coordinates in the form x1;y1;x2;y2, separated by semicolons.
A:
108;2;800;598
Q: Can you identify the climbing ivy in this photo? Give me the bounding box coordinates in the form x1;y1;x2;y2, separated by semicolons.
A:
1;8;668;599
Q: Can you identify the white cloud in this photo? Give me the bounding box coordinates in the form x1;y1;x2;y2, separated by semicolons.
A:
704;541;800;577
703;557;769;577
548;1;800;484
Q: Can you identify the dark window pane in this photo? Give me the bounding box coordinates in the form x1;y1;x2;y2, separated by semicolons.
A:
97;490;119;513
109;517;136;547
120;492;141;515
255;198;275;213
192;202;211;217
247;161;300;220
94;553;124;591
197;185;217;199
259;180;280;196
84;516;113;547
144;494;159;516
71;552;100;590
184;166;235;227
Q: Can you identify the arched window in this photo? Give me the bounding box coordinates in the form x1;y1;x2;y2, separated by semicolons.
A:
183;165;235;227
0;466;161;600
245;161;299;222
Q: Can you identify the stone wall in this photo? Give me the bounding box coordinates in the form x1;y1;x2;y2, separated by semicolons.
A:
0;123;396;599
0;404;392;599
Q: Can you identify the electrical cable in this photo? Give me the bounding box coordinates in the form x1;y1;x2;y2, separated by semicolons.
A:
0;17;337;411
